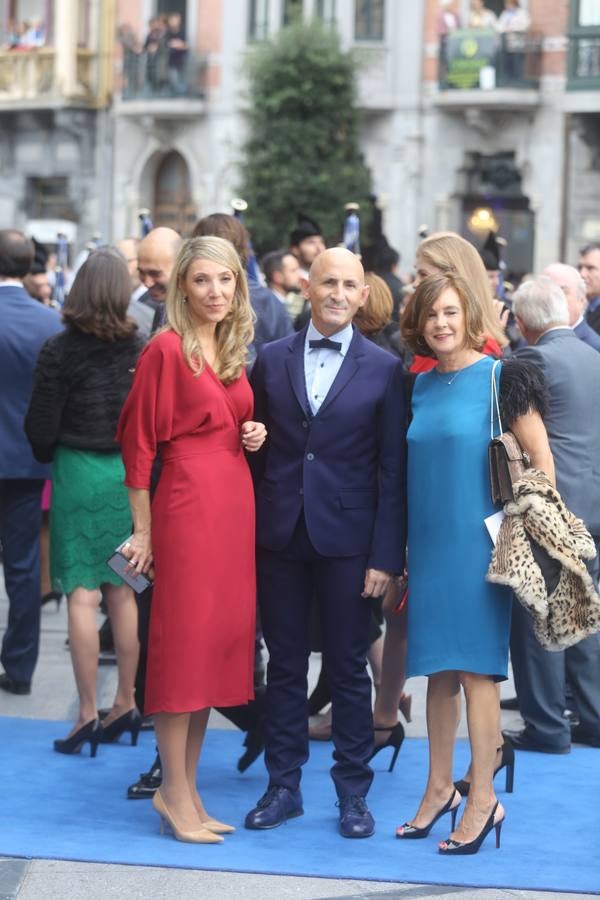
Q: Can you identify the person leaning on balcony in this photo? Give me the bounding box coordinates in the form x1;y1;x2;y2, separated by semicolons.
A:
497;1;530;81
165;13;188;96
144;15;168;92
468;0;498;30
498;0;530;33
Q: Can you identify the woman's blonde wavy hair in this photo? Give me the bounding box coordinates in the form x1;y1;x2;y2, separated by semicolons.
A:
163;236;255;383
415;231;507;348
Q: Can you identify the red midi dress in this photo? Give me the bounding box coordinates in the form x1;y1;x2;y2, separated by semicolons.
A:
117;330;256;714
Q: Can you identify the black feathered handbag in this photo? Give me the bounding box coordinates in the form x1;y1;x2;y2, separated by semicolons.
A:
488;360;530;505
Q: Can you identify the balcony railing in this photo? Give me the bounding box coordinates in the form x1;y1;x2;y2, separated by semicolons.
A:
0;48;97;104
439;29;542;91
568;33;600;89
120;48;206;100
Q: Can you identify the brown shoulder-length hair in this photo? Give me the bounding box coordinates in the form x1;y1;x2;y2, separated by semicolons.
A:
62;247;137;340
355;273;393;335
416;231;507;348
401;272;485;358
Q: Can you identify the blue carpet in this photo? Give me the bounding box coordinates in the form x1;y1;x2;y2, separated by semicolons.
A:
1;717;599;892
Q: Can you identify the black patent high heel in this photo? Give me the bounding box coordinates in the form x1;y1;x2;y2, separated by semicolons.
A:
396;789;461;839
368;723;405;773
41;590;63;611
53;718;102;757
454;740;515;797
438;801;504;855
99;708;143;745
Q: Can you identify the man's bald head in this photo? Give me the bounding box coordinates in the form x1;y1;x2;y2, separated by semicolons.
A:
305;247;368;337
137;227;182;302
309;247;365;283
544;262;587;326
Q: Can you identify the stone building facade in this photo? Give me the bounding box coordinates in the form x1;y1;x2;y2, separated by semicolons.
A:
1;1;598;276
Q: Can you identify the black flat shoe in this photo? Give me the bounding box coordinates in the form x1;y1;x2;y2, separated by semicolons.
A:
396;789;461;839
368;723;404;773
438;801;504;855
54;718;102;757
127;753;162;799
454;740;515;797
0;672;31;695
100;708;142;745
41;590;63;610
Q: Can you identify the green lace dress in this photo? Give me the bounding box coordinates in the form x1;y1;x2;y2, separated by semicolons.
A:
50;446;131;594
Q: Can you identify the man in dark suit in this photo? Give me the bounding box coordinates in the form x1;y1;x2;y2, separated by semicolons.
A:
545;262;600;352
0;229;61;694
579;242;600;335
505;275;600;752
245;248;406;837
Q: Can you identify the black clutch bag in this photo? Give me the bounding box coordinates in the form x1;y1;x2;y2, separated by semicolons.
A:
107;537;153;593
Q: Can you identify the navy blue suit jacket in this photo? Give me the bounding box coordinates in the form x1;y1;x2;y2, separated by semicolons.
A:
0;285;62;479
574;318;600;352
250;326;407;573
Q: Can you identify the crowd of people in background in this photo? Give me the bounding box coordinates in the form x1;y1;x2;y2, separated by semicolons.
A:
2;201;600;853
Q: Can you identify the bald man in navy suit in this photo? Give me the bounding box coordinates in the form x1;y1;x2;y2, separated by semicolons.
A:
245;248;406;838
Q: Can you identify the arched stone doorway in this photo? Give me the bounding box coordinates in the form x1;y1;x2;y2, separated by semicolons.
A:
153;151;197;236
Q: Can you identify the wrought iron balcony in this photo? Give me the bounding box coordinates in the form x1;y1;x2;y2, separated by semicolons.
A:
120;48;207;101
438;29;542;92
568;32;600;89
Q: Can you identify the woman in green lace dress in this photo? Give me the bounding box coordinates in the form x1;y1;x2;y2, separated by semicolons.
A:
25;248;144;756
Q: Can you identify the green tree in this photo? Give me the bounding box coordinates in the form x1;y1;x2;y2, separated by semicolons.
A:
239;20;373;256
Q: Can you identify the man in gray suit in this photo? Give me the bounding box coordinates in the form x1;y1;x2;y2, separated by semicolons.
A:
504;275;600;752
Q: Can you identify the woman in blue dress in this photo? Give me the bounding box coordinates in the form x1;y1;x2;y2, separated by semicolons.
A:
397;271;553;855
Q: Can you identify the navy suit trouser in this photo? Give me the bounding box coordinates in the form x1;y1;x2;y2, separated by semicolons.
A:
0;478;44;683
258;514;374;800
510;551;600;747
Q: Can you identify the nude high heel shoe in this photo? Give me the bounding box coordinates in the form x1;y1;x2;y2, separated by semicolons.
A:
203;817;236;835
152;791;224;844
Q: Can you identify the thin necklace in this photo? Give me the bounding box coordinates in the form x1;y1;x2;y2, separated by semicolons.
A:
435;367;463;385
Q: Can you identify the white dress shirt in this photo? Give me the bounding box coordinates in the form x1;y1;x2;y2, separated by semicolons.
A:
304;320;353;415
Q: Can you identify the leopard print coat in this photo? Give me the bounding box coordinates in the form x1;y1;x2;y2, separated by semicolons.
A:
487;468;600;651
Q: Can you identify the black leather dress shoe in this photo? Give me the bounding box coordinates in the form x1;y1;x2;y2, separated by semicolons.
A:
499;696;519;711
502;728;570;754
244;786;303;829
127;753;162;799
338;795;375;838
570;725;600;747
0;672;31;695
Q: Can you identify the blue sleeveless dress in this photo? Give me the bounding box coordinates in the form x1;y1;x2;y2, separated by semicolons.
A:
406;356;511;680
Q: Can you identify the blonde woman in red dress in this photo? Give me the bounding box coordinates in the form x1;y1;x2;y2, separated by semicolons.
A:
117;236;266;843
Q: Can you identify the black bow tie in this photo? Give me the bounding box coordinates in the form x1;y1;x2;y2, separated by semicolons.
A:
309;338;342;352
